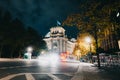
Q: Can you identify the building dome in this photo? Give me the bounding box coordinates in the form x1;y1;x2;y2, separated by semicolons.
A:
50;26;65;37
50;26;65;33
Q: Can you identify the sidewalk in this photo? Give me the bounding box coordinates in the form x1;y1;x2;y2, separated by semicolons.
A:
0;58;15;61
71;62;120;80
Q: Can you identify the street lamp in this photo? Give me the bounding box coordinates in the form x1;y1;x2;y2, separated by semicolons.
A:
85;37;91;52
24;46;33;59
85;37;92;62
27;46;33;53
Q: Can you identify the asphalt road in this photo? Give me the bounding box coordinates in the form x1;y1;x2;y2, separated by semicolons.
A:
0;59;79;80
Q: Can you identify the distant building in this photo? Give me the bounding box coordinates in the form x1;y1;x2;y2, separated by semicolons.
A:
43;26;76;54
67;38;76;54
100;26;120;52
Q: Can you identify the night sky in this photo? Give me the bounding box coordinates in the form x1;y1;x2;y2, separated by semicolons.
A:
0;0;81;38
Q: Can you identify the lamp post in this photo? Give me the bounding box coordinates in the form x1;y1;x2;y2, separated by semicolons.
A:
85;37;91;52
94;25;100;67
76;49;81;60
24;46;33;59
85;37;92;62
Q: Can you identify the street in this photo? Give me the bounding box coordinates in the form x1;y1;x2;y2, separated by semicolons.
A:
0;59;79;80
0;59;120;80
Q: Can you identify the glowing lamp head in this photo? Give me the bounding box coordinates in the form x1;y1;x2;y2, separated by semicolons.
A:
27;46;33;53
85;37;91;43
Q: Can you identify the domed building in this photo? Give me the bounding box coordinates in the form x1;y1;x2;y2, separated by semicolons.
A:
43;26;76;55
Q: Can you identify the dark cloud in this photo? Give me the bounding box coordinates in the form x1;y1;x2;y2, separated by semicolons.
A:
0;0;81;36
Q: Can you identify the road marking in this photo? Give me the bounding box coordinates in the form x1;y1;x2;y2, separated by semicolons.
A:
25;73;35;80
64;73;73;76
0;73;73;80
0;73;23;80
48;74;62;80
0;65;33;69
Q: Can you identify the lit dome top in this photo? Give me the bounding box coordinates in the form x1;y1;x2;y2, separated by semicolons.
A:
50;26;65;34
45;26;66;38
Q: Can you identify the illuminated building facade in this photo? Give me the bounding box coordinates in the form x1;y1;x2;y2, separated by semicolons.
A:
43;26;76;54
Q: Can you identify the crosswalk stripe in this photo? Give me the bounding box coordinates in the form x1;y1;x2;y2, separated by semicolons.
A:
25;73;35;80
0;73;73;80
48;74;62;80
0;73;23;80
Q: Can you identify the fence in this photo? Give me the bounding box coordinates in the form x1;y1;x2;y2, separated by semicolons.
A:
92;55;120;67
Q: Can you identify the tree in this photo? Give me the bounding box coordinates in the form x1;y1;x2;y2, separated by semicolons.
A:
0;11;13;57
63;0;120;67
0;9;45;58
10;18;26;57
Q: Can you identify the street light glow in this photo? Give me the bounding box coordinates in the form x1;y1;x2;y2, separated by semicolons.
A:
27;46;33;53
24;46;33;59
117;12;119;17
85;37;91;43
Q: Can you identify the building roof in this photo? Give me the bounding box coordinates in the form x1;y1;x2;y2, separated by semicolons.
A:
45;26;66;38
45;32;51;38
50;26;65;34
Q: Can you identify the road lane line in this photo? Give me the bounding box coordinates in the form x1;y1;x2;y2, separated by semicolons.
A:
0;65;33;70
25;73;35;80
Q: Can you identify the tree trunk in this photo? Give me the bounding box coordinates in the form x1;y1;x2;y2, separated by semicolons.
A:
10;46;15;58
0;44;3;58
